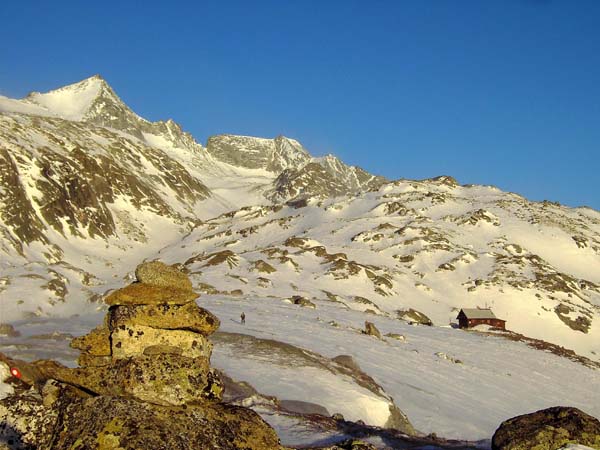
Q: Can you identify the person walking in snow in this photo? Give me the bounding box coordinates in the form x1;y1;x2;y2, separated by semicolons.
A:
240;312;246;325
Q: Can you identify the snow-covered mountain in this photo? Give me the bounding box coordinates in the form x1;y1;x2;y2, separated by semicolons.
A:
1;76;599;447
0;76;385;315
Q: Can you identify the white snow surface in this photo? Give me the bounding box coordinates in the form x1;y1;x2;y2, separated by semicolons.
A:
0;76;109;121
199;294;600;441
23;76;104;121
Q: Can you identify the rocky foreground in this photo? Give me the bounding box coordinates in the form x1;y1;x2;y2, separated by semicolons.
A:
0;261;281;449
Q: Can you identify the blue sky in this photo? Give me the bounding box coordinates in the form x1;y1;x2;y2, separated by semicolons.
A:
1;1;599;209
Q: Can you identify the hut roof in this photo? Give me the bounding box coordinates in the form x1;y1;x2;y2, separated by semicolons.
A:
458;308;502;320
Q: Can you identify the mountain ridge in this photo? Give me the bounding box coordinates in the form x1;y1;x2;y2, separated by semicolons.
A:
0;76;598;361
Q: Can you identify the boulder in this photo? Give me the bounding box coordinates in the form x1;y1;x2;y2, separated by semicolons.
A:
385;333;406;341
291;296;316;308
135;260;193;291
108;302;219;335
492;406;600;450
32;355;220;406
113;357;222;405
0;383;281;450
110;324;212;360
363;321;382;339
104;283;198;306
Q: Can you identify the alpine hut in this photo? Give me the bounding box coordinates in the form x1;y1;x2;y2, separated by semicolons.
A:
456;308;506;330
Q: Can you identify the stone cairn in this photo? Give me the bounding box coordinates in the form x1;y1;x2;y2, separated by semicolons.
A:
0;261;281;449
67;260;223;405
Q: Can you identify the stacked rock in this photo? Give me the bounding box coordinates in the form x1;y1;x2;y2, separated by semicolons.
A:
69;261;223;405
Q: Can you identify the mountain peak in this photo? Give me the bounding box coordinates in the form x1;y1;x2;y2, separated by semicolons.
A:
22;74;125;122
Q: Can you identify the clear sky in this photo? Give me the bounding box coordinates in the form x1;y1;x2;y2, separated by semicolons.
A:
1;1;599;209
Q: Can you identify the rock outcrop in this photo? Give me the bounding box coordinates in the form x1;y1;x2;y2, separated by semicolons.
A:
0;261;282;449
491;406;600;450
363;321;382;340
396;309;433;326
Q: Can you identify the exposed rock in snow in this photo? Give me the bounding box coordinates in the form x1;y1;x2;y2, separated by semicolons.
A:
491;406;600;450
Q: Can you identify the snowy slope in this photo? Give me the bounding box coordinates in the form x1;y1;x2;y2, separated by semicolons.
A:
1;295;598;443
23;75;106;121
201;294;600;440
153;182;600;361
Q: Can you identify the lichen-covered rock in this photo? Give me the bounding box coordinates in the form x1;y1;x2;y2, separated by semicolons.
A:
491;406;600;450
142;344;183;356
0;258;286;449
104;282;198;306
70;325;111;356
0;383;280;450
111;324;212;360
112;355;221;405
135;260;193;291
77;353;112;367
28;355;220;406
108;302;219;335
0;387;58;448
51;395;281;450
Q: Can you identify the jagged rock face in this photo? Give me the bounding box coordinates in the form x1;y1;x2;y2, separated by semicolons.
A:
266;159;387;202
491;406;600;450
206;134;312;172
24;75;202;151
206;135;387;203
316;155;387;193
0;112;209;253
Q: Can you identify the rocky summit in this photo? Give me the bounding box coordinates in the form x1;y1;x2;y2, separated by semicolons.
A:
0;261;282;449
